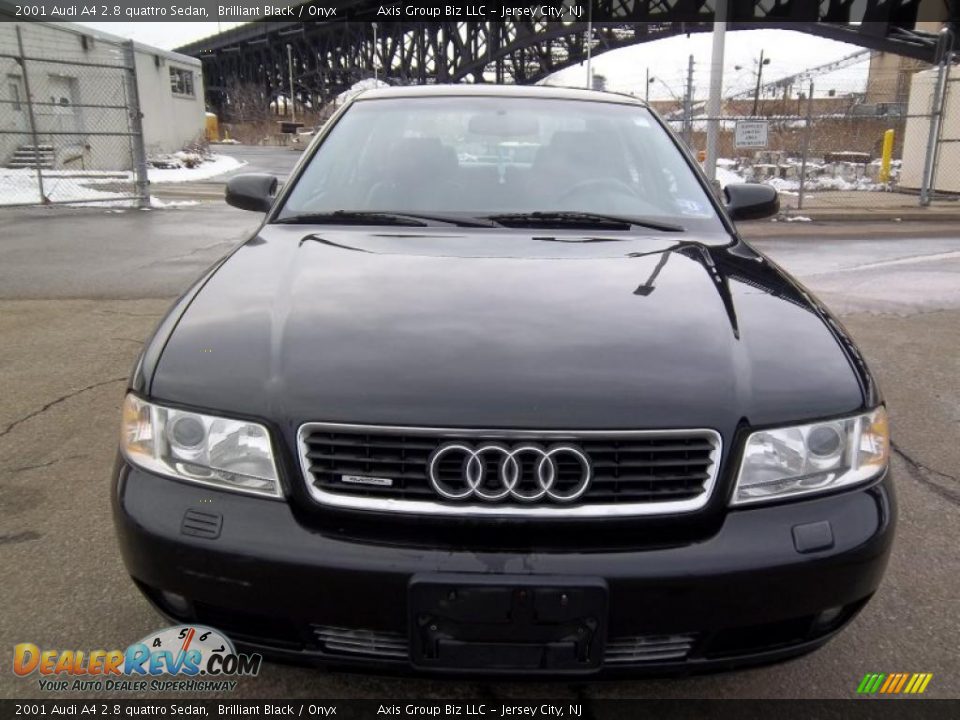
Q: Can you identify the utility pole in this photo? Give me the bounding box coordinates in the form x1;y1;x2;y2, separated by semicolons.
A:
645;68;650;102
683;54;694;147
372;23;379;81
798;81;814;210
920;27;955;206
286;43;295;123
705;0;726;183
15;26;46;204
585;3;593;88
752;48;766;116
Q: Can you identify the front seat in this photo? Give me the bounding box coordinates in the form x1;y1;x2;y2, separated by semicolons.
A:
366;137;459;210
529;131;630;205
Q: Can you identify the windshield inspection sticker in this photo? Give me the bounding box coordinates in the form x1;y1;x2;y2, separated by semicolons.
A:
676;199;708;216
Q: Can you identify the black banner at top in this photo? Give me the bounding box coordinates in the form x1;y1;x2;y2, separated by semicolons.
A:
1;0;957;24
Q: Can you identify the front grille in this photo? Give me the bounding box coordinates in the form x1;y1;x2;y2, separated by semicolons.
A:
297;423;721;517
604;633;697;664
312;625;408;659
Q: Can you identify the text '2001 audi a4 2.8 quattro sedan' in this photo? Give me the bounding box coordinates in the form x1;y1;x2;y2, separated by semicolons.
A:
113;85;894;676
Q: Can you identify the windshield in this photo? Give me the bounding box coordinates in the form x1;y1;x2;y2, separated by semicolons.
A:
277;96;723;231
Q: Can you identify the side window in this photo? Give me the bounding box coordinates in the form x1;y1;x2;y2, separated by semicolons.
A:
8;80;21;111
169;68;195;97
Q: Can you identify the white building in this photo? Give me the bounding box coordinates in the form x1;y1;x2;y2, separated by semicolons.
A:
900;66;960;193
0;17;206;170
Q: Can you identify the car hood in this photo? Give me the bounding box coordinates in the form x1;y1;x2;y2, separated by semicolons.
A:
150;226;865;436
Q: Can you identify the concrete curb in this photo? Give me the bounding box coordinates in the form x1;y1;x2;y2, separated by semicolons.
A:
776;210;960;223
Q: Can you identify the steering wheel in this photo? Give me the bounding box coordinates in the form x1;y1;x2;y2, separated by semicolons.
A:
558;177;638;203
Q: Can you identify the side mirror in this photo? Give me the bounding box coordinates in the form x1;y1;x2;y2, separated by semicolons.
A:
225;174;278;212
724;183;779;221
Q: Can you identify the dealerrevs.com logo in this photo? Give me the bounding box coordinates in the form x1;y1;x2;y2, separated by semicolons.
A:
13;625;261;693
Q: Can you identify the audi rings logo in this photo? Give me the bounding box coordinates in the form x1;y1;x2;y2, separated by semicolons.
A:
427;442;592;503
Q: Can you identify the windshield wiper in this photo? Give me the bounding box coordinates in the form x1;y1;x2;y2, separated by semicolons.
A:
274;210;497;228
485;211;684;233
275;211;426;226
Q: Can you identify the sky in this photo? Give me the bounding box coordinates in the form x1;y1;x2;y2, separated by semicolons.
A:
76;23;872;101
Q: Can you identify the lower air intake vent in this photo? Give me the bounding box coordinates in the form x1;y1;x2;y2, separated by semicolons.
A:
312;625;408;659
603;633;697;664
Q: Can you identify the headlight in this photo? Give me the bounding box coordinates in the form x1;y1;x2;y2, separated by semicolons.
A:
732;406;889;506
121;394;282;498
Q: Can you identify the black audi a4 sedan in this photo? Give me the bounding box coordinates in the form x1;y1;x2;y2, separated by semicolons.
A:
114;85;894;676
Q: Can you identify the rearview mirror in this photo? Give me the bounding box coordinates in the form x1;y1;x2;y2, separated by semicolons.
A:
724;183;779;221
468;112;539;137
225;174;278;212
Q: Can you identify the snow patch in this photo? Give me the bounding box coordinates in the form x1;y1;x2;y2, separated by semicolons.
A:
1;154;243;206
715;166;746;187
147;154;246;184
149;196;201;208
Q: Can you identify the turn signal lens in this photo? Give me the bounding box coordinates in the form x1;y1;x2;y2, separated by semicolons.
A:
857;406;890;473
121;394;156;462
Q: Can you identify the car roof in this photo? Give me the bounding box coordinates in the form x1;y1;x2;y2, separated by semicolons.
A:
354;83;647;106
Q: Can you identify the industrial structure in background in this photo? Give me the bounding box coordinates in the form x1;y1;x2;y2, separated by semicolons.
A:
643;16;958;204
176;2;954;118
174;1;958;204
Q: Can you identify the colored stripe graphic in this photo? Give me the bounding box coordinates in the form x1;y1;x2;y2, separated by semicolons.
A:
906;673;933;694
857;672;933;694
859;674;879;693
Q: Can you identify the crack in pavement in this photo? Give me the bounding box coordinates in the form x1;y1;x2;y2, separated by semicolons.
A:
135;240;233;270
93;309;163;318
0;378;126;440
892;441;960;507
0;530;41;545
5;454;87;475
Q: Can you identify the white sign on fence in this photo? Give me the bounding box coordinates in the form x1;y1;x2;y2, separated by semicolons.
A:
735;120;769;149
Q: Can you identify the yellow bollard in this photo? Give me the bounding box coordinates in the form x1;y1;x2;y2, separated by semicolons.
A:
879;129;895;183
205;112;219;142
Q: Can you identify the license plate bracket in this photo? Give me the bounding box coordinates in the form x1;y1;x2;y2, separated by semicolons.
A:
409;574;607;672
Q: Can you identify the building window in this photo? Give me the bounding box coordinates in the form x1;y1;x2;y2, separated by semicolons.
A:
10;80;23;110
169;67;195;97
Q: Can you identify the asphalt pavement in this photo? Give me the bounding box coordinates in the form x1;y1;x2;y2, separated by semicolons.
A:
212;142;305;180
150;144;304;202
0;197;958;700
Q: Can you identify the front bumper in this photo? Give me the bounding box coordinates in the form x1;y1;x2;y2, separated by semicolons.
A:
112;461;895;676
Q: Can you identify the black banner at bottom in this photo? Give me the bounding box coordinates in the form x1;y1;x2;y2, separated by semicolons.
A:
2;699;959;720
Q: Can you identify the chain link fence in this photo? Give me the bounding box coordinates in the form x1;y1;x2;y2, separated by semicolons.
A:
0;23;148;207
660;47;958;217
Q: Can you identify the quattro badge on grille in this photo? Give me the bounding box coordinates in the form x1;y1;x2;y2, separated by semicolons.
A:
427;442;592;503
340;474;394;487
